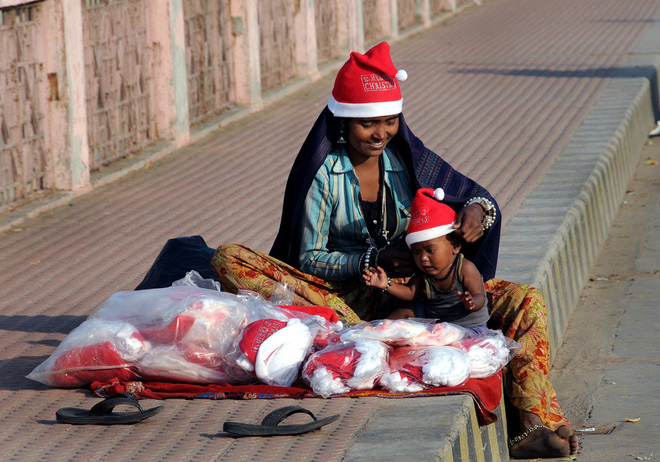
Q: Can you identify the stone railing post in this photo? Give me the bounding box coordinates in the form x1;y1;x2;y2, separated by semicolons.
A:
150;0;190;147
297;0;320;81
389;0;399;39
61;0;90;192
350;0;365;52
244;0;263;110
420;0;432;26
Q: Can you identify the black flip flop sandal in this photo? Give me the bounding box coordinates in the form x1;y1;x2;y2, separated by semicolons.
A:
223;405;340;436
56;393;164;425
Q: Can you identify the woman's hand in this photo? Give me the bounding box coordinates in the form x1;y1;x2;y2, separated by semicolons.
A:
376;241;416;277
453;203;485;243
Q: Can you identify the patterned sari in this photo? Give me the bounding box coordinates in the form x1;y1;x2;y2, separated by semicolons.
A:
212;244;570;431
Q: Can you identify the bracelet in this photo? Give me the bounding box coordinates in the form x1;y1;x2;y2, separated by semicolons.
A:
361;246;377;273
382;277;392;293
464;196;497;231
508;424;548;448
358;252;366;274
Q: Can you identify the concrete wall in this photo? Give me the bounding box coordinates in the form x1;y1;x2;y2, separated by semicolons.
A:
0;0;477;213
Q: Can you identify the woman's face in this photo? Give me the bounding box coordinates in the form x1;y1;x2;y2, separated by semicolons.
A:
345;114;400;162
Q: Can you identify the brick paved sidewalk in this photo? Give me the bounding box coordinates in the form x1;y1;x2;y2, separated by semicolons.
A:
1;1;658;460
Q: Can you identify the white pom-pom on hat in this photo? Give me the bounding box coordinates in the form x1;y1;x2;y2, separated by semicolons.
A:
433;188;445;201
396;69;408;81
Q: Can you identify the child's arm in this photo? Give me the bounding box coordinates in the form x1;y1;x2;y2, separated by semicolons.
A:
457;259;486;312
363;267;419;301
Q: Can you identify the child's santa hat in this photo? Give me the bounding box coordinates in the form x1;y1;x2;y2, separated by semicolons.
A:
405;188;457;247
328;41;408;118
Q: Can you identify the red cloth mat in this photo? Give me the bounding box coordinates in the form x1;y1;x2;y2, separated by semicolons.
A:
92;371;502;425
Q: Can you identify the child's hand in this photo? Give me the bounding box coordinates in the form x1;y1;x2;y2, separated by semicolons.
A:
363;266;388;289
457;291;477;311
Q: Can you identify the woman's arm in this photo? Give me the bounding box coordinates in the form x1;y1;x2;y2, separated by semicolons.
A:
298;169;362;281
457;258;486;312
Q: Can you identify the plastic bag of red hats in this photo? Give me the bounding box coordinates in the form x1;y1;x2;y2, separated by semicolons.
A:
302;340;390;397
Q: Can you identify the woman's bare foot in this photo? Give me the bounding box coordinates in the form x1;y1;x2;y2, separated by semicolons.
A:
509;411;578;459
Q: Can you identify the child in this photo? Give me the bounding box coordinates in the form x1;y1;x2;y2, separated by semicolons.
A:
363;188;490;335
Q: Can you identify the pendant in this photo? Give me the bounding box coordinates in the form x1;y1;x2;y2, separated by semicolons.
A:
375;233;390;249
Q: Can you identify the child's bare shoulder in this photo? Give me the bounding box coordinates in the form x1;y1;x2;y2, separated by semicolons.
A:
460;256;483;279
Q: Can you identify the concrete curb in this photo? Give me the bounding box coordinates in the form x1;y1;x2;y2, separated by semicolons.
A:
344;395;508;462
498;73;656;359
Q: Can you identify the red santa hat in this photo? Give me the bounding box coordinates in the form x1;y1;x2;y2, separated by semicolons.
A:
328;41;408;118
405;188;457;247
235;318;313;387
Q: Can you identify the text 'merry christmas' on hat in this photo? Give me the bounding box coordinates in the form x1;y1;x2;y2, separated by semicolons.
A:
328;41;408;118
405;188;457;247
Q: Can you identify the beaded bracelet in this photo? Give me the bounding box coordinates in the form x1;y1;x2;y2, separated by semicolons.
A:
464;196;497;231
382;277;392;293
361;246;377;274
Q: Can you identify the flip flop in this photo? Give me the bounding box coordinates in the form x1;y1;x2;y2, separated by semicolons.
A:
56;393;164;425
223;405;340;436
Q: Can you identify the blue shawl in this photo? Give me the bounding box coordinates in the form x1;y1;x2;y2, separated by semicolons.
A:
270;107;501;280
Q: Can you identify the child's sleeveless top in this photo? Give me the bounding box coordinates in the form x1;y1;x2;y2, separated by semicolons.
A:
417;253;490;328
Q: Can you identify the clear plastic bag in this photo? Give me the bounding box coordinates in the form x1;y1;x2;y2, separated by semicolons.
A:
332;318;467;347
460;329;521;378
27;286;340;388
94;286;248;357
26;318;150;387
171;269;223;291
379;347;426;393
302;340;390;398
136;344;253;384
379;345;471;392
228;291;342;387
233;317;313;387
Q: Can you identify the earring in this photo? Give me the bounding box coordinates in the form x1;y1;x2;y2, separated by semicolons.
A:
337;124;346;144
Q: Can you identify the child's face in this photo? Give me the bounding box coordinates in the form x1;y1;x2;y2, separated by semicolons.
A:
410;235;460;277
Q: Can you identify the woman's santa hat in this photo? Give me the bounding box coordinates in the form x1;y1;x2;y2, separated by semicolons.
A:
328;41;408;118
405;188;457;247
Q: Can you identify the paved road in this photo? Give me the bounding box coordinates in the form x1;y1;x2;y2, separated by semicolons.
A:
550;139;660;462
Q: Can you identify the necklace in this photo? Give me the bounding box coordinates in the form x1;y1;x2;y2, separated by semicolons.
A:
357;157;390;248
432;254;459;282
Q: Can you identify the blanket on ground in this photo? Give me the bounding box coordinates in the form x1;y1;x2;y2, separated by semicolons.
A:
92;371;502;426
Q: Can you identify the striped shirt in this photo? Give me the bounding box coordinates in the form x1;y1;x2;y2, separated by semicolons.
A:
299;146;415;281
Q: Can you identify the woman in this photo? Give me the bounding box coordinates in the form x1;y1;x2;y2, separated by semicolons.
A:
213;42;577;459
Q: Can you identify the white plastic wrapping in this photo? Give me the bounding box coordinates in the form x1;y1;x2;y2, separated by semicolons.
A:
27;286;338;387
171;269;223;291
302;340;390;397
379;345;471;392
26;318;150;387
423;346;471;387
461;329;521;378
229;291;342;387
333;319;467;347
27;283;512;390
